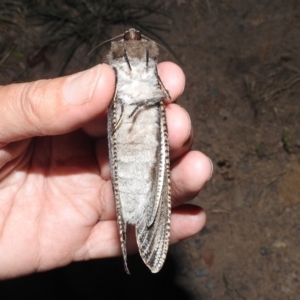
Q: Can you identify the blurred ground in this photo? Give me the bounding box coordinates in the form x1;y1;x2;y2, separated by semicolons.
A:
1;1;300;299
167;1;300;299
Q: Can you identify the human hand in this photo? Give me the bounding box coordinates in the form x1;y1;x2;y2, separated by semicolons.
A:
0;62;212;279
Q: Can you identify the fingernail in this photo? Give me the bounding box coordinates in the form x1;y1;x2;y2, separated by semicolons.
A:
207;158;213;181
64;64;102;105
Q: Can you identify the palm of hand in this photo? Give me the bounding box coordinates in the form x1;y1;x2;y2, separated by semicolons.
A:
0;131;114;277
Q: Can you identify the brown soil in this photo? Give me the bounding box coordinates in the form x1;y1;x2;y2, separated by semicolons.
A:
168;1;300;299
1;1;300;299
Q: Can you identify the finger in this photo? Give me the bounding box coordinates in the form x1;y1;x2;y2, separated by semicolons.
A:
0;64;115;143
157;62;185;102
169;204;206;244
83;204;205;260
171;150;213;207
166;103;193;161
97;137;111;181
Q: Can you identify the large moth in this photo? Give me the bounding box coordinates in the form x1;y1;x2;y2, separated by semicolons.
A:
106;28;171;273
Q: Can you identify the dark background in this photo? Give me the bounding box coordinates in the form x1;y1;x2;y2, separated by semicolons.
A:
1;1;300;299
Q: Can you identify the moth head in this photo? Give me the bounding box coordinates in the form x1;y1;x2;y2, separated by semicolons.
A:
124;28;142;41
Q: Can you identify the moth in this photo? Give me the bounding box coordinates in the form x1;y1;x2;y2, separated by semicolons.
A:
106;28;171;273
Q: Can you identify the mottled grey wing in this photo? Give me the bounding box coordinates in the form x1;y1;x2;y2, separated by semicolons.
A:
135;101;171;273
107;85;130;274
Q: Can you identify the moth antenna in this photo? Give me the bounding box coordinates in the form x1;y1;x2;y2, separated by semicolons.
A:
141;34;175;61
87;33;124;55
140;33;154;41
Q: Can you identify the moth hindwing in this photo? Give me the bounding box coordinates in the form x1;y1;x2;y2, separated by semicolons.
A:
106;28;171;273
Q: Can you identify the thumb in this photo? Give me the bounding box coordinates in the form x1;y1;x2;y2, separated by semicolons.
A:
0;64;115;143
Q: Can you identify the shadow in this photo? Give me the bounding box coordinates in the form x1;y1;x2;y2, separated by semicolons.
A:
0;253;193;300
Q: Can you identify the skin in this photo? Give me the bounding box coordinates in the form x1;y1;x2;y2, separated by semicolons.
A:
0;62;212;279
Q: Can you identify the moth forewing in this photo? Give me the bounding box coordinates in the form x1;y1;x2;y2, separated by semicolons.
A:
107;28;171;273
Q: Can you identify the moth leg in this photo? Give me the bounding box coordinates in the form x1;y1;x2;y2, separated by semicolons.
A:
155;66;171;100
112;102;124;134
128;98;161;119
128;102;145;119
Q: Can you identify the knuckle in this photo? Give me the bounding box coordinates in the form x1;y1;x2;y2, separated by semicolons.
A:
19;80;48;134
